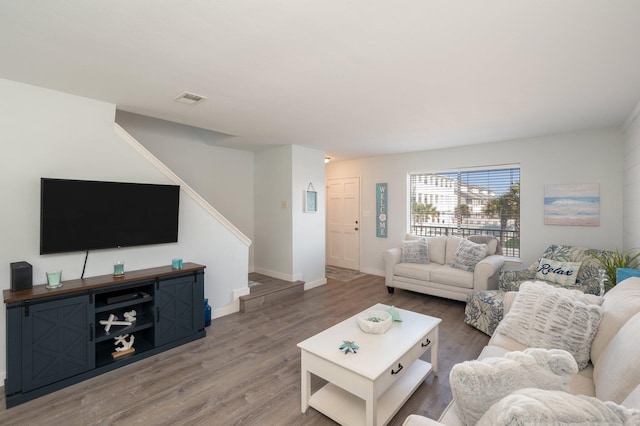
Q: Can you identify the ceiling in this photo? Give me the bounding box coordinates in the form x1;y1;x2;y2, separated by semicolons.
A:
2;1;640;161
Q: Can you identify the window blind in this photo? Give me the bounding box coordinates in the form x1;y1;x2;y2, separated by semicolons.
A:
408;166;520;257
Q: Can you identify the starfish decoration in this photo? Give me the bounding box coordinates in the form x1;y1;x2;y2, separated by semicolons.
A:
338;340;359;354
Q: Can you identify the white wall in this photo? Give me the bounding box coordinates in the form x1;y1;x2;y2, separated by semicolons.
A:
253;146;293;279
326;128;624;275
253;145;327;287
292;145;326;289
0;78;249;381
114;111;255;269
623;101;640;251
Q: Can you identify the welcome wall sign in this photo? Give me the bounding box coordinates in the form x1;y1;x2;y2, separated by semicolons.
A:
376;183;388;238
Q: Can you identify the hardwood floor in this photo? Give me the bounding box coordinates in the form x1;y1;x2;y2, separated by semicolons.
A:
0;274;489;426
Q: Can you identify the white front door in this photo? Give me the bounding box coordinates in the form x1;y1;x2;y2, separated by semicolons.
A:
326;177;360;270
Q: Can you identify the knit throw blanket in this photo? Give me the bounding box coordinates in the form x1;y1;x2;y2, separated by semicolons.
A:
477;388;640;425
450;348;577;426
495;281;603;369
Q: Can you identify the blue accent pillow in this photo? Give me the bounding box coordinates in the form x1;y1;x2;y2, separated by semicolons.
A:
535;258;581;286
401;238;429;264
616;268;640;284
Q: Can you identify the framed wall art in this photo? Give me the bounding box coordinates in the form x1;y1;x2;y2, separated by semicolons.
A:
304;183;317;213
544;183;600;226
376;183;388;237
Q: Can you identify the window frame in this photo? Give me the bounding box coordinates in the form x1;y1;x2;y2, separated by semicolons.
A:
407;164;521;259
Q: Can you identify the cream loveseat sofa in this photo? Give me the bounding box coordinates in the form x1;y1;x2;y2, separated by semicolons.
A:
382;235;504;302
404;277;640;425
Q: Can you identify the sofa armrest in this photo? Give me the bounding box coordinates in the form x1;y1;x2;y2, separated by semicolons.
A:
499;269;536;292
382;247;402;287
473;255;505;291
402;414;446;426
503;291;518;315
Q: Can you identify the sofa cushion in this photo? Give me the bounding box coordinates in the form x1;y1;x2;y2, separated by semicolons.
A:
534;257;581;286
594;312;640;404
450;348;577;426
591;277;640;365
445;236;462;264
467;235;500;255
427;236;447;264
476;388;640;426
430;265;474;289
495;281;603;370
394;262;440;281
477;345;511;360
623;385;640;410
450;239;487;272
487;333;528;352
569;369;596;397
402;415;443;426
401;238;429;263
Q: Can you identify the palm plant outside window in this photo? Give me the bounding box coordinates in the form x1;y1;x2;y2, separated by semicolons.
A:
408;166;520;258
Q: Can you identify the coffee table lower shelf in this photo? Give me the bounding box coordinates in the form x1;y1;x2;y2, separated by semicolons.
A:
309;359;432;426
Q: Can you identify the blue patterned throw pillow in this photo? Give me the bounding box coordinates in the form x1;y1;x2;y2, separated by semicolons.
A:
535;258;581;286
401;238;429;264
450;239;487;272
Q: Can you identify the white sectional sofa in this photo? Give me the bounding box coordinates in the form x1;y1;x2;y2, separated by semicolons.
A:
382;234;504;302
404;277;640;425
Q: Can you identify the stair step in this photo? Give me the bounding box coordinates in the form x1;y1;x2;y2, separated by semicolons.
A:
239;280;305;313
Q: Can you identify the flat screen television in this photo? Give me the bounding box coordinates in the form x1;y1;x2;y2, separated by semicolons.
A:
40;178;180;254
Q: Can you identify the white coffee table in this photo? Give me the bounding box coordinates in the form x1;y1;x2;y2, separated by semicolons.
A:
297;303;440;426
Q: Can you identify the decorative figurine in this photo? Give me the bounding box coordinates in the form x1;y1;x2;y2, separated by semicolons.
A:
123;310;137;323
114;334;135;351
339;340;359;354
100;310;137;332
112;334;136;359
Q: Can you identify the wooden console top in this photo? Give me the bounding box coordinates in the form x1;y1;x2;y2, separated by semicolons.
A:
3;262;205;304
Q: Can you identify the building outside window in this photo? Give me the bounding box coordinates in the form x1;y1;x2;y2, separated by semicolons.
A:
408;166;520;258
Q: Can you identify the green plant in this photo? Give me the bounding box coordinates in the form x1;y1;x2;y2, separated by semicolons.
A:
505;237;520;249
591;249;640;289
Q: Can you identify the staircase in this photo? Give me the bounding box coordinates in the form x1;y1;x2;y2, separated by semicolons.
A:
239;274;305;313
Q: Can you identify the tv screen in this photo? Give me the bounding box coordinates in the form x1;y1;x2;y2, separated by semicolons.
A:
40;178;180;254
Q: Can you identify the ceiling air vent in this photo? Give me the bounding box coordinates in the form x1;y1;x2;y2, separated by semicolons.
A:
173;91;207;105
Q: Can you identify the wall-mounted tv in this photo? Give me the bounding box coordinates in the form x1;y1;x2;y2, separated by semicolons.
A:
40;178;180;255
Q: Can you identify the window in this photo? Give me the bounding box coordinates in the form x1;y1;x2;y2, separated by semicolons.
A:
408;166;520;258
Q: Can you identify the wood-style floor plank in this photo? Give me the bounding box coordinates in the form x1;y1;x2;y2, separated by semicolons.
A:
0;274;489;425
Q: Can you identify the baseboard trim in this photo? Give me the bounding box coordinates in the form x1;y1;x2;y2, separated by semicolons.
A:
233;287;250;299
213;303;239;319
253;267;295;282
304;277;327;291
360;267;384;277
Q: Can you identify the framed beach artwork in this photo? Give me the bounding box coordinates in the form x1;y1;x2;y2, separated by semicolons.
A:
544;183;600;226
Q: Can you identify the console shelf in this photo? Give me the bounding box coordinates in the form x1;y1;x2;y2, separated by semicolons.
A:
94;314;154;342
96;334;155;368
3;263;206;408
94;289;154;313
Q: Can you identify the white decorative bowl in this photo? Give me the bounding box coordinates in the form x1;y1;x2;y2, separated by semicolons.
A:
358;310;392;334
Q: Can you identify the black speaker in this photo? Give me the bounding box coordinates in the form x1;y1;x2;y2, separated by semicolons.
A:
10;261;32;292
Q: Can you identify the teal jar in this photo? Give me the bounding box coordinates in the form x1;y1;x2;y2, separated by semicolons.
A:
204;298;212;327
